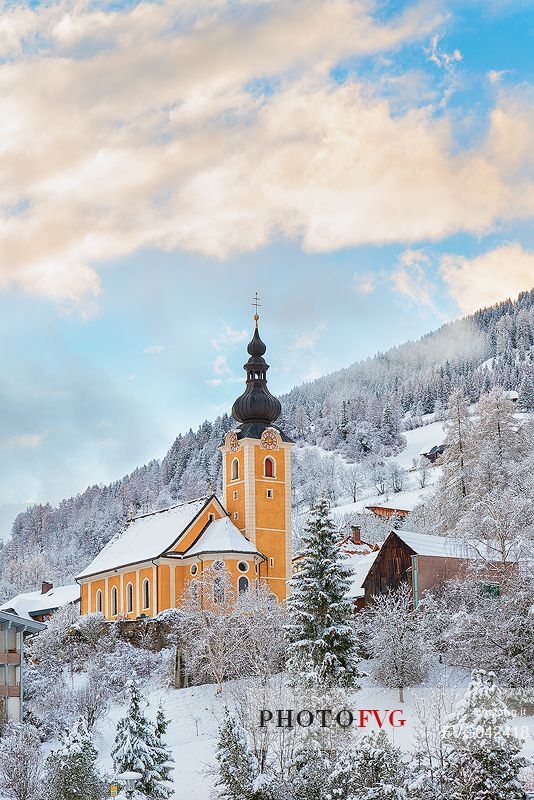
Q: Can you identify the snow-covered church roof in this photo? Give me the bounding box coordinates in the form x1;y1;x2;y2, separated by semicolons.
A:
0;583;80;620
184;517;262;558
77;496;212;578
77;496;262;579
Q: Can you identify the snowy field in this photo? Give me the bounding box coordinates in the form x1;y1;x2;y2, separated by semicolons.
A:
92;667;534;799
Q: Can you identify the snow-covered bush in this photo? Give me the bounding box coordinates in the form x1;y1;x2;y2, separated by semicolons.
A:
365;584;428;702
0;723;43;800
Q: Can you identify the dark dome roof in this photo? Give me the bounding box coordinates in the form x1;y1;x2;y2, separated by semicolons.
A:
247;328;267;357
231;320;281;425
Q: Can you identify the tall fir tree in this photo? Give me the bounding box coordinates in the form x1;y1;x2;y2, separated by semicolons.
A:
285;498;361;688
45;717;105;800
474;387;521;494
215;707;269;800
441;670;527;800
435;389;473;531
152;704;175;798
111;679;160;798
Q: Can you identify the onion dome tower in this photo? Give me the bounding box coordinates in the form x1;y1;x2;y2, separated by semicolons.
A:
220;296;294;603
231;314;282;425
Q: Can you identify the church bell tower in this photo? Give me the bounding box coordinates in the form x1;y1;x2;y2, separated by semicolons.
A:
220;306;294;602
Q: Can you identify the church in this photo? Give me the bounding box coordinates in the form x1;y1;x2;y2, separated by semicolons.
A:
77;312;294;619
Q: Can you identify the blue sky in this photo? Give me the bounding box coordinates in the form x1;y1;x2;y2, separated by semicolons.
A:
0;0;533;534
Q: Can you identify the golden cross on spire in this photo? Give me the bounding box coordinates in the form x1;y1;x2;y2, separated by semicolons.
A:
252;292;261;327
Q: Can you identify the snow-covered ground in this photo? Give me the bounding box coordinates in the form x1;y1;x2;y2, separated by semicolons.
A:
93;668;534;799
331;419;445;522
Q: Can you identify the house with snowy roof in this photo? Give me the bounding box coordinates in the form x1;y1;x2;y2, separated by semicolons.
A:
77;313;294;620
362;529;517;608
1;610;45;724
0;582;80;623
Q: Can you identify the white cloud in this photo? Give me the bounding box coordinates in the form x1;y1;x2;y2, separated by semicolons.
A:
440;243;534;314
0;432;46;449
293;323;326;350
3;0;534;311
142;345;165;354
488;69;509;84
352;273;375;295
425;34;462;70
213;355;231;376
391;249;437;309
210;324;248;352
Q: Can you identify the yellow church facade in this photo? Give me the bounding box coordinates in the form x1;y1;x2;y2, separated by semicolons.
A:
77;314;294;618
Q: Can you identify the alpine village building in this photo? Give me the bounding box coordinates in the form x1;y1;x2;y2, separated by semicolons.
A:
77;313;294;619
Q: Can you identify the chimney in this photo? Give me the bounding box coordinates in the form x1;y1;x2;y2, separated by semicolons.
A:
41;581;53;595
351;526;362;545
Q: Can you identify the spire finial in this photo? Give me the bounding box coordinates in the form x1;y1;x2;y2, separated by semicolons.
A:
252;292;261;328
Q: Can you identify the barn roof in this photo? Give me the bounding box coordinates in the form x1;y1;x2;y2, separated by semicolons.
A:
392;529;471;558
345;551;379;598
391;529;517;562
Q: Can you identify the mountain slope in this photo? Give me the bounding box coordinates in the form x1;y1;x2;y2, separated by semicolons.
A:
0;290;532;601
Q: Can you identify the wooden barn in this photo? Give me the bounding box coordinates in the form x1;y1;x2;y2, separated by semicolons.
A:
362;529;515;607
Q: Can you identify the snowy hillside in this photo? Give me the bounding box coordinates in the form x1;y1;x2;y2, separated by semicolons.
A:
93;669;534;800
0;289;532;602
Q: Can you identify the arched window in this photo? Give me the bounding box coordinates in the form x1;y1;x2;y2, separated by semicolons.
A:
214;576;224;604
126;582;134;614
111;586;118;617
238;576;249;595
142;578;150;610
95;589;103;613
264;457;275;478
231;458;239;480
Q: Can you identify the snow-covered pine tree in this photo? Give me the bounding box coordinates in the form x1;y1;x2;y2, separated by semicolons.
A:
111;679;160;798
285;498;361;689
45;717;105;800
152;704;175;798
215;707;268;800
351;731;408;799
288;735;332;800
441;669;527;800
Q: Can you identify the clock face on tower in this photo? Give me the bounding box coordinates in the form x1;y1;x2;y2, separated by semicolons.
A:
260;429;279;450
227;432;240;452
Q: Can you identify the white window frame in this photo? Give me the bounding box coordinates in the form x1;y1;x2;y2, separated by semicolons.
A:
95;589;103;613
214;576;225;604
231;458;239;480
126;582;134;614
111;586;118;617
142;578;150;610
263;456;276;478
